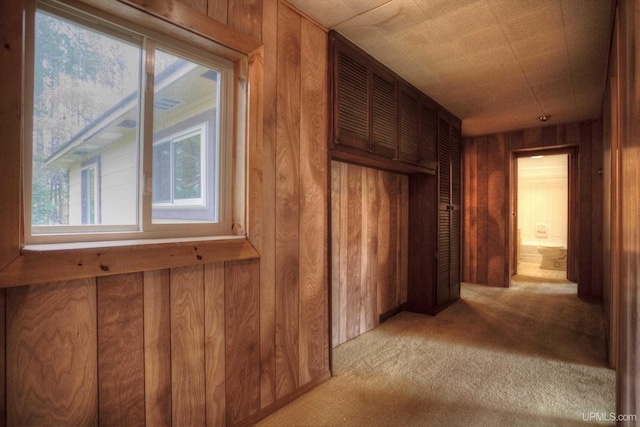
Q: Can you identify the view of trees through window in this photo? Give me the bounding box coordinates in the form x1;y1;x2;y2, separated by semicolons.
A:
32;9;141;226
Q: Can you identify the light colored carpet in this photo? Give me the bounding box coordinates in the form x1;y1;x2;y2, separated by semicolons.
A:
257;281;615;426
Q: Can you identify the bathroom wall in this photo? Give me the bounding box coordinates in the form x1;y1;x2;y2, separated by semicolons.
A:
517;154;568;263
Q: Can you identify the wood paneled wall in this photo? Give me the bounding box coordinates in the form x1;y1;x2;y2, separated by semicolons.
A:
1;0;329;425
462;120;604;299
330;161;409;347
610;0;640;416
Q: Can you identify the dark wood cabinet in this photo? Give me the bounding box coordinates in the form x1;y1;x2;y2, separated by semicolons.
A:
406;111;461;315
399;88;438;169
331;32;397;160
329;31;436;173
329;29;462;316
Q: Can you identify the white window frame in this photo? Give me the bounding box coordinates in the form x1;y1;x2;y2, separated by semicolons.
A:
80;160;100;224
24;0;236;245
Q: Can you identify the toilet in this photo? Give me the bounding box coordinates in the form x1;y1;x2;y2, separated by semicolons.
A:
537;245;567;270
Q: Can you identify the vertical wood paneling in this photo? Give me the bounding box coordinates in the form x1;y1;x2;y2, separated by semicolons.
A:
0;0;22;270
0;289;4;425
332;162;409;346
299;17;328;385
228;0;263;39
346;164;362;341
204;263;226;427
591;120;604;298
97;273;145;426
143;269;172;427
476;136;489;283
207;0;228;24
365;168;379;329
487;134;507;287
338;162;349;346
225;259;261;424
6;280;97;426
260;0;278;410
386;173;399;309
175;0;206;14
579;122;594;298
171;265;206;426
399;175;409;304
331;162;343;346
463;120;602;297
376;170;391;315
463;138;478;283
275;3;301;399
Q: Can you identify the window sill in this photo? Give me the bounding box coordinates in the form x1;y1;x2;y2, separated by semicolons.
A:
0;236;259;288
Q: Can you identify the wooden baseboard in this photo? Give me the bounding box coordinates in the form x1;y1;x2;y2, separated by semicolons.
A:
379;303;406;324
234;370;332;427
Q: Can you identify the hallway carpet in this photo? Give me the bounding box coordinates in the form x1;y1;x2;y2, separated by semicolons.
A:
257;281;615;426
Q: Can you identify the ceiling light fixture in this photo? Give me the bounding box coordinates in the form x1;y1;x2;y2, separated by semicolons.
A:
538;115;549;122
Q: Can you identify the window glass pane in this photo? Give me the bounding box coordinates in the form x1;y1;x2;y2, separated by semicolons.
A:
173;134;202;200
152;141;172;203
152;49;220;223
32;9;141;230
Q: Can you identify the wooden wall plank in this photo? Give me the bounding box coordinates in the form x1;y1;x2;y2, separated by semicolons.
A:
476;136;489;284
376;170;391;315
579;122;594;298
346;164;362;341
330;162;342;347
399;175;409;304
143;269;172;427
170;265;206;426
97;273;144;426
275;2;301;399
386;173;400;309
207;0;228;24
364;168;379;329
338;162;349;346
299;17;328;386
225;259;261;425
0;289;4;425
204;263;226;427
0;0;23;270
176;0;207;14
487;134;505;286
462;137;478;283
228;0;263;39
259;0;278;410
591;120;604;298
6;280;97;426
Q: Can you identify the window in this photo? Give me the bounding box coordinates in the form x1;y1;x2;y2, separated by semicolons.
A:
81;159;100;225
25;0;234;244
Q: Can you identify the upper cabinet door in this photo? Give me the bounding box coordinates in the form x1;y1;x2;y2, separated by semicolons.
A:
371;65;398;158
398;83;420;164
334;38;370;152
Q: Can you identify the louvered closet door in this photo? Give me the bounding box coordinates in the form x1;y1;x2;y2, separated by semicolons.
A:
371;68;397;158
336;47;369;151
437;117;452;305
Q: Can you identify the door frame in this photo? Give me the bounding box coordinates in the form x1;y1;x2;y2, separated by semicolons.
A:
509;145;579;283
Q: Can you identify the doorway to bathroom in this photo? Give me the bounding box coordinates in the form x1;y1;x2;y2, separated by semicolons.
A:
511;147;579;283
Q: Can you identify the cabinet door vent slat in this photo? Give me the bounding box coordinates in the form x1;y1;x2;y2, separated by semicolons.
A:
400;90;419;155
420;103;437;164
338;52;368;140
372;73;397;150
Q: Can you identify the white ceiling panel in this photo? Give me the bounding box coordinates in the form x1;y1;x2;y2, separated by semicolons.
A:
287;0;615;136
